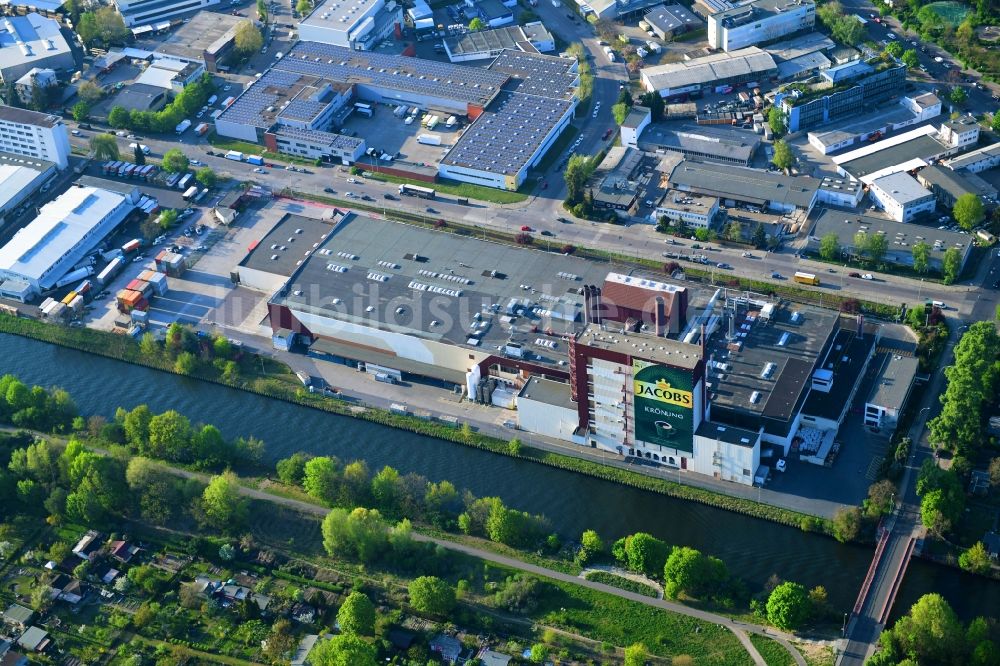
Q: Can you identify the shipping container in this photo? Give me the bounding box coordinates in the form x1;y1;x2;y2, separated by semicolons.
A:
47;302;67;320
117;289;143;312
176;173;193;190
221;96;236;108
121;239;142;254
417;133;441;146
146;272;168;296
73;279;92;297
68;294;84;312
61;291;77;305
54;266;93;289
137;270;157;282
131;309;149;324
195;122;209;136
183;185;200;200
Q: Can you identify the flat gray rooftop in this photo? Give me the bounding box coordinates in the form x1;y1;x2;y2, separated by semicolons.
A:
519;375;575;410
696;421;760;447
143;12;242;61
706;299;839;420
578;323;703;369
810;207;971;256
272;213;617;370
866;352;918;411
838;133;948;178
488;50;578;101
444;25;537;58
642;47;776;92
241;213;337;277
638;124;759;163
644;4;703;34
809;102;921;148
766;32;835;62
666;159;818;209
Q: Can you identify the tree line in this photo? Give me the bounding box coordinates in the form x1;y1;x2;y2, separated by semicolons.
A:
108;74;215;135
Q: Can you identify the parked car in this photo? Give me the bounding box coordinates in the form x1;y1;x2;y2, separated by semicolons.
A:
849;272;862;278
520;225;532;231
861;273;874;280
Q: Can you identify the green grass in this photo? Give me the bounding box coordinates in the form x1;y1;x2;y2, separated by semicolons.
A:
750;634;796;666
534;577;754;665
673;27;708;42
206;132;314;166
923;1;970;26
363;171;528;204
583;571;659;597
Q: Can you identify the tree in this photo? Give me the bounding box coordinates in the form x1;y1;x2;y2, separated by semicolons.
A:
767;106;785;136
108;105;129;128
563;154;593;205
146;410;192;460
663;546;727;599
578;529;604;564
162;148;189;174
725;220;742;242
942;247;962;284
767;581;810;631
371;465;403;516
90;134;119;161
276;452;309;486
953;193;985;230
408;576;455;616
771;139;794;171
832;506;861;543
623;532;670;577
818;233;840;261
891;594;964;663
885;41;904;58
234;20;263;56
321;507;388;562
468;17;486;31
133;144;146;166
257;0;268;22
902;49;920;68
992;112;1000;134
752;223;766;249
528;644;549;663
958;542;991;574
302;456;340;504
949;87;967;105
296;0;312;14
612;102;630;125
867;233;888;265
201;471;248;530
309;634;378;666
990;457;1000;488
864;479;896;518
911;241;931;273
77;80;103;104
624;644;647;666
337;591;376;635
196;166;217;188
507;438;522;455
77;7;128;47
72;101;90;123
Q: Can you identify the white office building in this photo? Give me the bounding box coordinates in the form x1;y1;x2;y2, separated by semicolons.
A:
708;0;815;52
113;0;221;28
938;115;979;150
869;171;936;223
298;0;404;50
0;104;70;169
0;186;134;301
0;14;73;84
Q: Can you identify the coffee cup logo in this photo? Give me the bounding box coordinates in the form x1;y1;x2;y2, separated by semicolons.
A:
654;421;675;439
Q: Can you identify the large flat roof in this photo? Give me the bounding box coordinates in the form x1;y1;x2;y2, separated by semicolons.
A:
766;31;835;62
269;213;617;370
0;161;47;211
714;0;814;25
0;103;60;127
696;421;760;447
519;375;575;410
666;159;818;209
866;352;918;411
801;329;875;420
872;171;932;205
444;25;539;58
578;323;703;369
808;101;922;148
644;4;703;34
638;124;759;163
0;14;71;72
945;141;1000;171
810;207;971;257
833;124;948;179
241;213;337;277
642;47;776;92
706;298;840;421
300;0;384;31
918;164;997;201
440;90;573;177
488;50;578;100
145;12;243;61
0;186;127;284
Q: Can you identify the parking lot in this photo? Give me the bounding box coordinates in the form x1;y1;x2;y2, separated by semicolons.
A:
340;104;463;170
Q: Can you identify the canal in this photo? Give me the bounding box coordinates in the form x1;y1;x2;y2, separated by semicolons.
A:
3;333;997;621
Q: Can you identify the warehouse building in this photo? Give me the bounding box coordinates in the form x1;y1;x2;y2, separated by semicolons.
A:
916;165;997;209
833;124;954;183
780;64;906;133
636;123;759;166
134;57;204;93
589;147;643;214
864;353;918;435
644;4;703;39
0;13;73;84
0;185;135;301
652;190;720;228
268;127;366;163
582;0;665;20
144;12;243;72
641;47;777;100
298;0;403;50
807;208;972;272
708;0;815;52
0;104;70;169
663;158;819;215
0;151;55;228
442;23;554;62
945;142;1000;174
807;93;941;155
111;82;168;113
113;0;221;28
868;171;936;222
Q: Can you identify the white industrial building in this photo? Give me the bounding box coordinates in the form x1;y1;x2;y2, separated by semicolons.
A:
0;13;73;84
864;353;918;435
442;23;554;62
112;0;221;28
945;142;1000;174
134;57;205;93
298;0;403;50
652;191;720;228
0;186;135;301
938;114;980;150
707;0;815;52
868;171;935;222
640;47;777;99
0;151;56;226
0;104;70;170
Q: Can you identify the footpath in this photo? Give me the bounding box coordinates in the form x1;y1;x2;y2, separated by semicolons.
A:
154;460;811;666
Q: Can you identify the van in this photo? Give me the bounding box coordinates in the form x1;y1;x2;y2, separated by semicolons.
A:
931;300;946;309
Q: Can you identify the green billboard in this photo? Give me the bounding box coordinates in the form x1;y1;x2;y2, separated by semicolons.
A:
632;359;695;454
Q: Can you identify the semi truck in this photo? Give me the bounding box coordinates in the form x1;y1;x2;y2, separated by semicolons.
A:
417;133;441;146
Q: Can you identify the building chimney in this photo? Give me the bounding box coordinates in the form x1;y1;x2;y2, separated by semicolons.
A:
583;285;592;325
655;296;666;337
593;286;603;325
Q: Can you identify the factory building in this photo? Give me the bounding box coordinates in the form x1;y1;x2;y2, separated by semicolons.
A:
442;23;554;63
0;104;70;169
235;211;878;487
144;12;244;73
641;47;777;100
644;4;704;39
298;0;403;50
0;185;135;301
868;171;936;222
662;158;819;215
945;142;1000;174
707;0;815;52
0;13;73;84
864;353;918;435
0;151;56;228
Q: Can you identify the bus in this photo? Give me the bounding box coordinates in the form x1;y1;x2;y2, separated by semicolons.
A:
398;183;436;199
793;271;820;286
